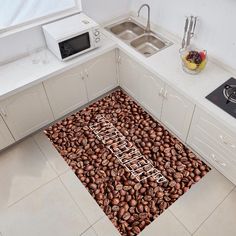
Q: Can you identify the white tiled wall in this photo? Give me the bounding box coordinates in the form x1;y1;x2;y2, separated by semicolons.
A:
1;0;236;71
130;0;236;70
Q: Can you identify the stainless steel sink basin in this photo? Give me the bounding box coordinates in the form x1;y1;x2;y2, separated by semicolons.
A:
109;21;145;41
130;34;167;57
106;18;173;57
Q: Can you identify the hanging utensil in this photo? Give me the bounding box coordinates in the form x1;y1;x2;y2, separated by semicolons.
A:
182;17;189;49
186;16;194;48
191;16;198;38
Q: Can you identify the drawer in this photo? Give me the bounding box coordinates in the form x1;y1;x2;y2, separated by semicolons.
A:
190;107;236;157
188;126;236;184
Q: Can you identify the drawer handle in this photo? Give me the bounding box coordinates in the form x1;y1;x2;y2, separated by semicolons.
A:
219;135;235;148
211;154;226;167
219;135;228;144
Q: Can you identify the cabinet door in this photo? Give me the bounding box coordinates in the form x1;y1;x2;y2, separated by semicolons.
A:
0;84;54;140
44;66;88;119
0;115;14;150
119;51;141;100
85;50;118;101
161;85;195;141
138;67;165;119
119;51;164;119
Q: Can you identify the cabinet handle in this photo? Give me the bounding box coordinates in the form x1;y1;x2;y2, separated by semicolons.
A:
211;154;226;167
219;135;235;148
219;135;228;145
163;90;168;99
80;72;85;80
117;55;121;64
0;108;7;117
84;69;89;78
159;88;164;97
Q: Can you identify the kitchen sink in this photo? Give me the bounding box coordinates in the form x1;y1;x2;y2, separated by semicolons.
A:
109;21;145;41
131;34;167;57
106;18;173;57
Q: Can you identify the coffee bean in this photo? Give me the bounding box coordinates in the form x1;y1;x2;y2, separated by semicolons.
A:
169;180;176;187
116;184;123;191
132;226;141;234
123;212;131;220
129;199;137;207
46;89;210;236
112;198;119;205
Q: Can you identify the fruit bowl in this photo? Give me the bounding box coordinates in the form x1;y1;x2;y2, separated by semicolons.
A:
180;49;207;75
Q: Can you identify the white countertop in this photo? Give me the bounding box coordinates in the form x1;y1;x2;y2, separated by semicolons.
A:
0;31;116;101
0;21;235;131
101;16;236;131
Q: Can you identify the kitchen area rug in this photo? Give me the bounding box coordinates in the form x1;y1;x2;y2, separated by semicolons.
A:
45;89;211;236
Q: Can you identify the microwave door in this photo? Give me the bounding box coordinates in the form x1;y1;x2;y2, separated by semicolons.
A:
59;32;91;59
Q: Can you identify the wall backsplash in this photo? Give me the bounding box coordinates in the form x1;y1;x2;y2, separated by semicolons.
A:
1;0;236;71
81;0;131;23
131;0;236;71
0;26;45;65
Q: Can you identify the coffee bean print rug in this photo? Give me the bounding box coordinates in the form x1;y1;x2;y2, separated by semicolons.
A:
45;89;211;236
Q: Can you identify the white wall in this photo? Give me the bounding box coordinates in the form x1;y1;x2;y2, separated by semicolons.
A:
81;0;130;23
1;0;236;71
0;26;45;64
131;0;236;70
0;0;130;64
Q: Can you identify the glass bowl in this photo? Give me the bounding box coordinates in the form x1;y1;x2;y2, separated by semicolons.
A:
179;48;207;75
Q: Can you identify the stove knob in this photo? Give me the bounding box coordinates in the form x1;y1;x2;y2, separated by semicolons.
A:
95;37;101;43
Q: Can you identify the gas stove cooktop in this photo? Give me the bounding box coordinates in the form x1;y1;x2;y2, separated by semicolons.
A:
206;77;236;118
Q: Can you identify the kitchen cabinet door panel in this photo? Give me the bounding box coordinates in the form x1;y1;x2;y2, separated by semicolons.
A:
44;66;88;119
0;84;54;140
119;51;140;100
0;115;14;150
138;68;165;119
85;50;117;101
161;86;194;141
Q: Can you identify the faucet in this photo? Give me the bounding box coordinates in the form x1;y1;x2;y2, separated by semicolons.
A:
137;4;151;33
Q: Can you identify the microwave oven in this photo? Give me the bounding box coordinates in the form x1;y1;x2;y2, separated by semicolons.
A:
43;13;102;61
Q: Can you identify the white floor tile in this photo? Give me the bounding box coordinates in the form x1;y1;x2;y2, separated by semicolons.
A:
92;216;120;236
0;178;91;236
81;227;97;236
140;210;190;236
0;138;56;209
194;187;236;236
169;168;235;233
33;132;69;175
60;170;105;225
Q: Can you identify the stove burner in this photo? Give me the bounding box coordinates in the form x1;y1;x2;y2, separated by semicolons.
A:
206;77;236;119
223;85;236;104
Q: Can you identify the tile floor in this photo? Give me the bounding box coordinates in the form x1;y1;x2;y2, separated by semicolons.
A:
0;131;235;236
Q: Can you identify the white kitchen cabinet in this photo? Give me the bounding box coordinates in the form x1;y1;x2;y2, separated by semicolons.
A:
44;66;88;119
119;51;194;140
160;85;195;141
119;51;164;119
84;50;117;101
188;107;236;184
188;107;236;157
0;84;54;140
119;51;141;100
0;115;14;150
138;67;165;119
